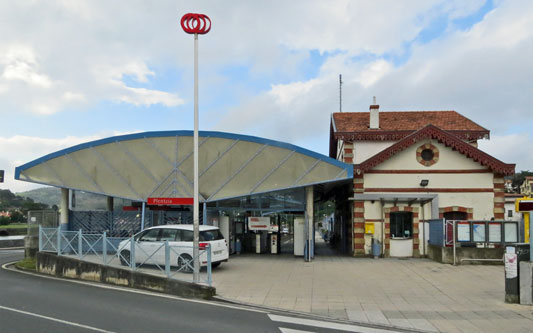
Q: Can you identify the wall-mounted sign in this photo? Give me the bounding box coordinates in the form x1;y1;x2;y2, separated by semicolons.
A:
489;223;502;242
473;223;486;242
147;197;193;205
248;216;271;231
457;222;471;242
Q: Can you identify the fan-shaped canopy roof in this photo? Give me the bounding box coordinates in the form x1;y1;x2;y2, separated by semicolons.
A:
15;131;353;202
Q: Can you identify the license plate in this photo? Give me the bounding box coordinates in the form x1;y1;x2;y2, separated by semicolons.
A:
214;250;223;255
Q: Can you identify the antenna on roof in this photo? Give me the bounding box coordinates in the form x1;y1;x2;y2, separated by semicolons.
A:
373;96;376;105
339;74;343;112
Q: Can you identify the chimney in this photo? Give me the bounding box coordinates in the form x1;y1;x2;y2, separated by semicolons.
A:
369;96;379;129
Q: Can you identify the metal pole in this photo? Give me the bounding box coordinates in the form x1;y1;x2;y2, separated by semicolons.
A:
141;202;146;231
530;210;533;262
453;220;456;266
193;32;200;283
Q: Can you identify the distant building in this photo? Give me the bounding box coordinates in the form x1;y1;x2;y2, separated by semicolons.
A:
330;101;515;257
520;176;533;196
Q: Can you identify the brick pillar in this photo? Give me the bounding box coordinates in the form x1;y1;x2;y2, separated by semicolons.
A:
353;172;365;256
412;209;420;258
343;142;354;164
493;174;505;220
384;212;390;257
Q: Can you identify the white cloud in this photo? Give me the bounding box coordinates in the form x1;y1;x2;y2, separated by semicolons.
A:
0;131;142;192
479;132;533;172
119;86;183;107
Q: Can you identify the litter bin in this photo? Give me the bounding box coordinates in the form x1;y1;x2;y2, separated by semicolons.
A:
505;243;530;303
372;240;381;259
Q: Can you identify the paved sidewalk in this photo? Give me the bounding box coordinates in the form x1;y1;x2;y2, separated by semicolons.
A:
212;247;533;332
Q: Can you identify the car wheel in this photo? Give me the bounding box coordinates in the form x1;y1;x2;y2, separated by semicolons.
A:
211;262;221;268
119;250;130;266
177;254;193;273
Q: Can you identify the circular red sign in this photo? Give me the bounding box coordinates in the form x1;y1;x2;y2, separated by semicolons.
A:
181;13;211;34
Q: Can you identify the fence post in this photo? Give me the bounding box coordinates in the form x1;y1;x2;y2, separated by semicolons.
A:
165;240;170;277
57;226;61;255
38;225;42;252
103;232;107;265
207;244;212;287
453;220;456;266
130;235;135;271
78;229;83;259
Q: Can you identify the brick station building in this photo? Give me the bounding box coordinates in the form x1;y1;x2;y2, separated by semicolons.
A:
330;103;515;257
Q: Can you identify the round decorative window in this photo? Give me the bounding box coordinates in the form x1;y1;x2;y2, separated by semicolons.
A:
416;143;439;166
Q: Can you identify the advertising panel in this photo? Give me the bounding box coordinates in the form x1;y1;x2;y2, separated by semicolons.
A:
248;216;271;231
457;222;471;242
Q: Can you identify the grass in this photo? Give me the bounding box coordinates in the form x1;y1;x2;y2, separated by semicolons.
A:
0;223;28;229
15;257;36;271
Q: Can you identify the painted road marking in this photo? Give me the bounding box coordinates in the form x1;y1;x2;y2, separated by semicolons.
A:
0;304;115;333
279;328;312;333
1;261;266;314
269;314;397;333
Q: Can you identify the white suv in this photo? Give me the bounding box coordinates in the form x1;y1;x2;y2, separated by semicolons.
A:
117;225;228;272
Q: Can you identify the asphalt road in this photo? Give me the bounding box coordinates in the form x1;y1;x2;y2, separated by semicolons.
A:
0;249;404;333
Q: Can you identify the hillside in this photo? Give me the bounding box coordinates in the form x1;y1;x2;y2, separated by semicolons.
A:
17;187;121;210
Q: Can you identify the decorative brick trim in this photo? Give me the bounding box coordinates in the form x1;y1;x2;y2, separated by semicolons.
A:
494;174;505;219
352;124;515;175
365;188;493;193
353;200;365;256
416;143;439;167
383;206;420;257
439;206;474;220
365;169;492;174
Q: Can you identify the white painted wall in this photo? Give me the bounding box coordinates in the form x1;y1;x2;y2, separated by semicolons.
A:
390;239;413;257
353;141;396;163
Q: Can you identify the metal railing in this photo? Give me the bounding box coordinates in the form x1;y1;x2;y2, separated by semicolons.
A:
39;226;212;286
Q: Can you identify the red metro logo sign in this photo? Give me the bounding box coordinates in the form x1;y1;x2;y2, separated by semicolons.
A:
181;13;211;34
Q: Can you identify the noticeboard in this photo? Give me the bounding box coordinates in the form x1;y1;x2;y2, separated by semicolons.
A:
488;223;501;242
472;223;486;242
504;223;518;243
457;222;471;242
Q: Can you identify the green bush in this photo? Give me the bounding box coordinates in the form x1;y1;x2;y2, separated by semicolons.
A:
0;216;10;226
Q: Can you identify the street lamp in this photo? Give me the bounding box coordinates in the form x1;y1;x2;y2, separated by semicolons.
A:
181;13;211;283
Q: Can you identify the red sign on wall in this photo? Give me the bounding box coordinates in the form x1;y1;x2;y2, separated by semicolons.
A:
147;198;194;206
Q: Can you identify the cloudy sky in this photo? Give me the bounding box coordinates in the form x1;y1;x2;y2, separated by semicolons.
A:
1;0;532;193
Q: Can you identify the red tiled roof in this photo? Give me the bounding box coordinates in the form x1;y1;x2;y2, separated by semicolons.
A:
354;124;514;176
332;111;489;141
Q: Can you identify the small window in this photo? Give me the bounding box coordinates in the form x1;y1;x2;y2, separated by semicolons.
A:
508;210;513;218
160;229;178;241
390;212;413;238
421;149;434;161
138;229;160;242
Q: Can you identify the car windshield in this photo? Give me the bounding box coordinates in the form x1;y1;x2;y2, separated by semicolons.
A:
200;229;224;241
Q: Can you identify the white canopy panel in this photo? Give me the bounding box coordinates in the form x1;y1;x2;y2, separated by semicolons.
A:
15;131;353;202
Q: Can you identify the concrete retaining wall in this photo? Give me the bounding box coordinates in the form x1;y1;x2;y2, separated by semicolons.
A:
0;236;25;248
36;252;215;299
428;244;504;264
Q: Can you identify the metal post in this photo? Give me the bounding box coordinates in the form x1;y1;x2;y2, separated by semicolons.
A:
38;225;42;252
530;210;533;262
165;240;170;277
453;220;456;266
78;229;82;259
57;226;61;255
103;232;107;265
193;32;200;283
207;244;212;286
141;202;146;231
203;201;207;225
130;235;136;270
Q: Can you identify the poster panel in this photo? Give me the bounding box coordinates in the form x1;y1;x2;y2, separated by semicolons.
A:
457;222;471;242
473;223;486;242
488;223;501;242
504;223;518;243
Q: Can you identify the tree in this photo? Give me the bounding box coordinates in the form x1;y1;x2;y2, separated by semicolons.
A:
511;170;533;192
9;210;25;223
0;216;10;226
